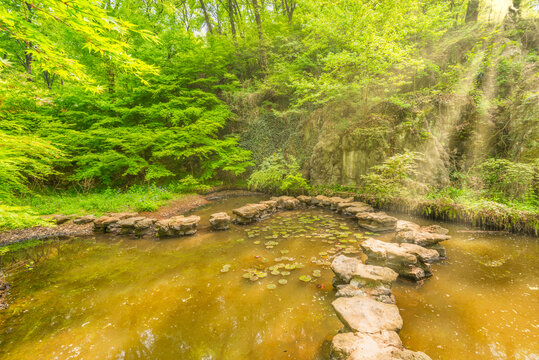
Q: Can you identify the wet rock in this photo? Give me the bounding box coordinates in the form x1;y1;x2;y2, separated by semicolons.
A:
209;212;231;230
115;216;148;235
232;203;268;224
329;197;355;210
73;215;96;225
338;202;373;214
331;255;398;287
271;196;300;210
335;284;396;304
343;205;375;216
332;296;403;333
312;195;332;206
260;200;277;213
330;331;432;360
297;195;313;205
360;238;439;281
156;215;201;237
356;212;397;232
330;331;402;360
133;218;157;237
394;220;450;257
93;216;120;232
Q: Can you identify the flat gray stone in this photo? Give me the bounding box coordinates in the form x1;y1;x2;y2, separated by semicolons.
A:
331;255;398;286
332;296;403;333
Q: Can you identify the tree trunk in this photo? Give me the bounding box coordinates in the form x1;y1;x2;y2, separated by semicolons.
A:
251;0;267;71
227;0;237;40
199;0;213;35
465;0;479;23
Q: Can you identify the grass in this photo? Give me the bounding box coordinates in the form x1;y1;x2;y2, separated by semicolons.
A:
12;185;186;216
0;185;190;231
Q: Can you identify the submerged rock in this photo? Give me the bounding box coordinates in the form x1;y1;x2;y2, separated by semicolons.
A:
156;215;201;237
209;212;231;230
330;331;431;360
332;296;403;333
331;255;398;287
232;203;268;224
356;212;397;232
360;238;439;281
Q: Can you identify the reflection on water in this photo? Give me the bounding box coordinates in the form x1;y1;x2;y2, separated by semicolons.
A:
0;197;537;360
393;220;539;360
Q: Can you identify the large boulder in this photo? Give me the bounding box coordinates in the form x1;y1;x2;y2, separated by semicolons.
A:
330;331;431;360
357;212;397;232
331;255;398;288
232;203;268;224
156;215;201;237
360;238;439;281
209;212;231;230
332;296;403;333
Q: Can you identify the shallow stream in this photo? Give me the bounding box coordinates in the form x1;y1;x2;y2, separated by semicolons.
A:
0;196;537;359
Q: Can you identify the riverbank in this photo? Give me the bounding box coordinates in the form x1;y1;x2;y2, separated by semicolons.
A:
0;190;261;246
340;192;539;236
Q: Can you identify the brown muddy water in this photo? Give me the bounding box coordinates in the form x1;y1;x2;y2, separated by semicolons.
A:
0;196;537;360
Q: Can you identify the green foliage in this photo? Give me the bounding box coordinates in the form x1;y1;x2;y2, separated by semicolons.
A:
0;129;62;200
360;151;424;198
476;158;537;201
12;185;185;216
0;205;52;231
248;153;310;194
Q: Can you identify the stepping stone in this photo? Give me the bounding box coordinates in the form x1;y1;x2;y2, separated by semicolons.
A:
332;296;403;333
360;238;440;281
209;212;231;230
395;220;450;257
156;215;201;237
331;255;398;287
356;212;397;232
73;215;96;225
330;331;432;360
271;196;300;210
232;203;268;224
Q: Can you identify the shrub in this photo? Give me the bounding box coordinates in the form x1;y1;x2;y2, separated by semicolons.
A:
359;151;425;198
477;158;536;201
248;153;310;194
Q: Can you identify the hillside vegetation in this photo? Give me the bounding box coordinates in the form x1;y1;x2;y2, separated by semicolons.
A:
0;0;537;231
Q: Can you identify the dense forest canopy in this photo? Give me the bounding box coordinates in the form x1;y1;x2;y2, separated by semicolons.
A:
0;0;537;228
